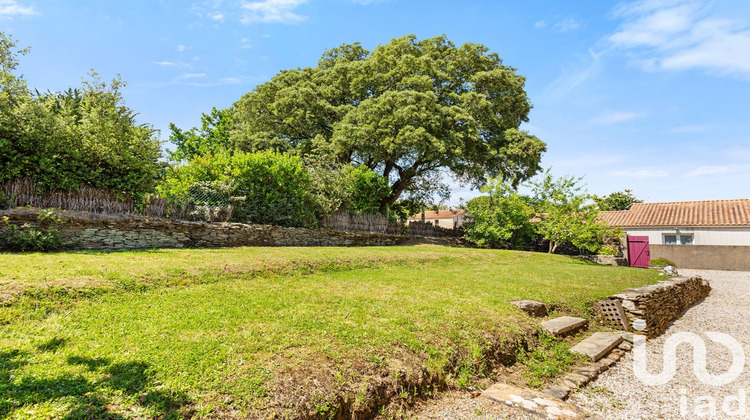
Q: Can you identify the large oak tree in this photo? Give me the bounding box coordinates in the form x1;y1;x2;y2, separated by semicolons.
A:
231;35;546;211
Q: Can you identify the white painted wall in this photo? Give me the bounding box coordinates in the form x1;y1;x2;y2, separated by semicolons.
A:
432;218;456;229
624;227;750;246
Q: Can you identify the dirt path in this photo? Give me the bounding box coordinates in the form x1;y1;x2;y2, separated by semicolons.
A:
569;269;750;419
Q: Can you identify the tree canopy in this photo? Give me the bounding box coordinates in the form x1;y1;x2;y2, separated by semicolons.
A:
231;35;546;211
530;171;618;254
0;31;162;201
594;189;643;211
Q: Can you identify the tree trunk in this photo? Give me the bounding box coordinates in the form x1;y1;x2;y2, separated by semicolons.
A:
379;176;410;213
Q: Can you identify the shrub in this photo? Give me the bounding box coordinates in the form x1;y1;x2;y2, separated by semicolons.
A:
462;178;534;248
649;257;676;267
307;162;390;217
1;210;64;252
1;32;162;203
159;151;316;227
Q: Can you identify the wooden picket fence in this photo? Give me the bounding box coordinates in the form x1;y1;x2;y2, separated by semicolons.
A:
407;221;463;238
321;212;403;235
0;178;168;217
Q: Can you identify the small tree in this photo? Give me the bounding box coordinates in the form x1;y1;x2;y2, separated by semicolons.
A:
463;178;533;248
594;189;642;211
531;170;615;254
168;107;232;162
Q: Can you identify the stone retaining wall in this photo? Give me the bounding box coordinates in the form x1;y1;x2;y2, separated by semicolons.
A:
576;255;629;266
595;276;711;338
0;209;408;250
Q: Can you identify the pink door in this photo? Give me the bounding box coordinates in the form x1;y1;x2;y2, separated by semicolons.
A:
627;236;650;268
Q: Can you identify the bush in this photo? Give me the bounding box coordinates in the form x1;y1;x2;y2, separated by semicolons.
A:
159;151;316;227
1;210;64;252
649;257;676;267
1;32;162;202
462;179;534;248
307;162;390;217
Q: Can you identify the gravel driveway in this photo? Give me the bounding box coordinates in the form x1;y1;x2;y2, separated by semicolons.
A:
570;269;750;420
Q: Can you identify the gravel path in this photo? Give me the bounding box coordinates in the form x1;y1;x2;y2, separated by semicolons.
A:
569;269;750;420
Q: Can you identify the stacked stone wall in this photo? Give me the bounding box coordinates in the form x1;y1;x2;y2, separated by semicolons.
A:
596;276;711;338
0;209;408;251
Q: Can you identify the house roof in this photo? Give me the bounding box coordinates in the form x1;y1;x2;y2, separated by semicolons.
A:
599;199;750;227
408;209;465;220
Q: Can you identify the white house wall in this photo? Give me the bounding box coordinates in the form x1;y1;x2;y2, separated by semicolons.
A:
624;227;750;246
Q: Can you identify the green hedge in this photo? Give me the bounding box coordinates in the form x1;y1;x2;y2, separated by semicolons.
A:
159;151;317;227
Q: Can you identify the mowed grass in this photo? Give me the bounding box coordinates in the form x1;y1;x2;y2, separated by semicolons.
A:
0;246;662;419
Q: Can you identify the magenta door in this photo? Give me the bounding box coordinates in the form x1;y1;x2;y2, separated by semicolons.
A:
627;236;650;268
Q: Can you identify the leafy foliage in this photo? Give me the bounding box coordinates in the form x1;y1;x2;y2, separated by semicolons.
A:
0;32;162;202
462;178;534;248
530;170;620;254
231;35;546;210
649;257;676;267
168;107;232;162
306;161;391;217
594;189;643;211
0;210;64;252
159;151;316;227
517;330;582;388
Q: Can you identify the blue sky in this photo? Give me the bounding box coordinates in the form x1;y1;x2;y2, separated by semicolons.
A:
2;0;750;205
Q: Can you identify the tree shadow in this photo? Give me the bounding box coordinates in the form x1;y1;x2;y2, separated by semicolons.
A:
0;347;191;419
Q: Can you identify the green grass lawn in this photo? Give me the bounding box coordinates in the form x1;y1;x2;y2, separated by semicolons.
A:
0;246;661;419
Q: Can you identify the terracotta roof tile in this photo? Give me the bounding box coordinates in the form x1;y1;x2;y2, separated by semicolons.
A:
599;199;750;227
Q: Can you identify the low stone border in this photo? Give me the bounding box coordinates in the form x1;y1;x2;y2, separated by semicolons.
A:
0;208;409;251
544;335;633;400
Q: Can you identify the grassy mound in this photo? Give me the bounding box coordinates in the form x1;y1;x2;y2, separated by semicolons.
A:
0;246;661;418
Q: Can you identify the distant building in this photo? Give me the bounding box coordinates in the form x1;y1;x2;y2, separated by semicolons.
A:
408;209;465;229
599;199;750;270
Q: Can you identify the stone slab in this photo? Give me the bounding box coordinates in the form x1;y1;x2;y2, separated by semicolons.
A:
540;316;588;336
482;383;585;419
570;332;623;361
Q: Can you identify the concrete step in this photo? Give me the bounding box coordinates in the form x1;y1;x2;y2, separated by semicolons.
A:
482;383;585;419
570;332;623;361
540;316;588;336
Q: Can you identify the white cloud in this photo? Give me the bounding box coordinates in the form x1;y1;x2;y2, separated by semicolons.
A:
608;0;750;78
177;44;190;51
593;110;640;124
541;49;603;102
177;73;206;79
0;0;37;17
553;18;584;33
210;12;225;21
613;169;669;179
534;20;547;29
665;124;714;133
240;0;307;25
154;61;176;66
686;165;728;176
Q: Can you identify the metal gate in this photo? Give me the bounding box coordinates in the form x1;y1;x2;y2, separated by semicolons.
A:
627;236;650;268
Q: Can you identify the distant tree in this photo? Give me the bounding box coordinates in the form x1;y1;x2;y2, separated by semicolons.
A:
463;178;534;248
531;170;616;254
169;107;232;162
231;34;546;212
594;189;643;211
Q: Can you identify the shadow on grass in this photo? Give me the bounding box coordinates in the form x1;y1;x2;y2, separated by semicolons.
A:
0;342;191;419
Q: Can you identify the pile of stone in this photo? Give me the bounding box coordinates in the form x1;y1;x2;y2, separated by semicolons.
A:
595;276;711;338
